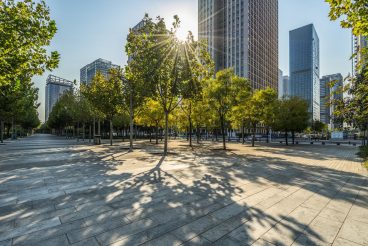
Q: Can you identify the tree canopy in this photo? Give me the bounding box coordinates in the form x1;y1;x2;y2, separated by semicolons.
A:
0;0;59;87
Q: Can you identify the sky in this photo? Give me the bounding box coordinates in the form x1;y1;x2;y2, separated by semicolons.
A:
35;0;353;122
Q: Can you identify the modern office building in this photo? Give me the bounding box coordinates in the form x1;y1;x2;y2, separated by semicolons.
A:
45;75;73;121
289;24;320;121
80;58;119;85
281;75;290;98
198;0;279;90
278;69;283;99
353;35;367;74
127;20;147;63
320;74;343;129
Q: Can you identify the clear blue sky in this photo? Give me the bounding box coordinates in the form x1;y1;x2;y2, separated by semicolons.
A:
35;0;352;122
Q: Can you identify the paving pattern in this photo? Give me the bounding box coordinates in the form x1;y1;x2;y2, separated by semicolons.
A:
0;134;367;246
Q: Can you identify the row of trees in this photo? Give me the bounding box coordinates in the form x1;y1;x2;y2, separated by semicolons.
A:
0;0;59;142
326;0;368;146
48;67;313;152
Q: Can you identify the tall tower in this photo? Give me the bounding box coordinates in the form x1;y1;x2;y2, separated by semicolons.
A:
352;35;368;74
320;74;343;129
198;0;279;90
289;24;320;121
45;75;73;122
80;59;119;85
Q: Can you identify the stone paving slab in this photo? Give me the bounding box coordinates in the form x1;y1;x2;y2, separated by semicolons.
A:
0;135;367;246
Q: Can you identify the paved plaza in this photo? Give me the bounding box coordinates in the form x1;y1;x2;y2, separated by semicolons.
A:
0;135;367;246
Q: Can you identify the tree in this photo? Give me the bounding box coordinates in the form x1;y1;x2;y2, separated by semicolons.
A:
311;120;327;133
0;78;40;140
326;0;368;145
248;89;278;147
326;0;368;37
138;98;164;144
0;0;59;87
331;66;368;145
126;14;213;155
273;97;310;145
74;92;94;141
204;68;250;150
82;69;124;146
47;90;75;135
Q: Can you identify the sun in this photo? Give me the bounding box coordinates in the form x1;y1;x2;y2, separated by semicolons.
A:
176;28;189;42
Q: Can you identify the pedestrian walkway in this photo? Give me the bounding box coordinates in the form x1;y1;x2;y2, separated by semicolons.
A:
0;134;367;245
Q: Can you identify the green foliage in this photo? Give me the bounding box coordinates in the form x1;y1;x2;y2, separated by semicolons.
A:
204;68;251;149
0;0;60;87
311;120;327;133
273;97;310;144
125;14;213;154
137;98;164;128
82;69;124;121
326;0;368;36
332;66;368;131
47;90;75;130
234;88;277;146
0;78;40;136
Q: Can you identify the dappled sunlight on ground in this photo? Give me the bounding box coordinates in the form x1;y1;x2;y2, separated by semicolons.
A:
0;135;367;245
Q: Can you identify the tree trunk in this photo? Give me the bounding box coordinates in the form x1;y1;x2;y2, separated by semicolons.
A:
89;124;92;143
155;124;159;144
6;124;10;139
285;131;289;146
129;92;134;152
164;111;169;155
149;127;152;143
93;118;95;137
266;128;270;143
189;117;192;147
0;120;4;143
220;116;226;150
252;124;256;147
109;119;113;146
98;120;101;135
83;123;85;141
11;118;15;140
197;125;200;144
77;122;79;142
241;120;245;144
292;131;295;145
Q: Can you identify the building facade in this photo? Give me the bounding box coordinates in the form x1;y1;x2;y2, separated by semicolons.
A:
45;75;73;121
282;75;290;98
278;69;283;99
353;35;367;74
80;58;119;85
289;24;320;121
320;74;343;130
198;0;279;90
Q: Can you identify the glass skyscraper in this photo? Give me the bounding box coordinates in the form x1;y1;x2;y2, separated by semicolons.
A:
320;74;343;129
80;58;119;85
198;0;279;90
45;75;73;121
289;24;320;121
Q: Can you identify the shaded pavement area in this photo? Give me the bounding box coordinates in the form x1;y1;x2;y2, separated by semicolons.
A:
0;134;367;246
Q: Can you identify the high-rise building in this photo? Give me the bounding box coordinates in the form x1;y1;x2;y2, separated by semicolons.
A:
320;74;343;129
289;24;320;121
278;69;283;99
198;0;279;90
352;35;367;74
281;75;290;98
45;75;73;121
80;58;119;85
